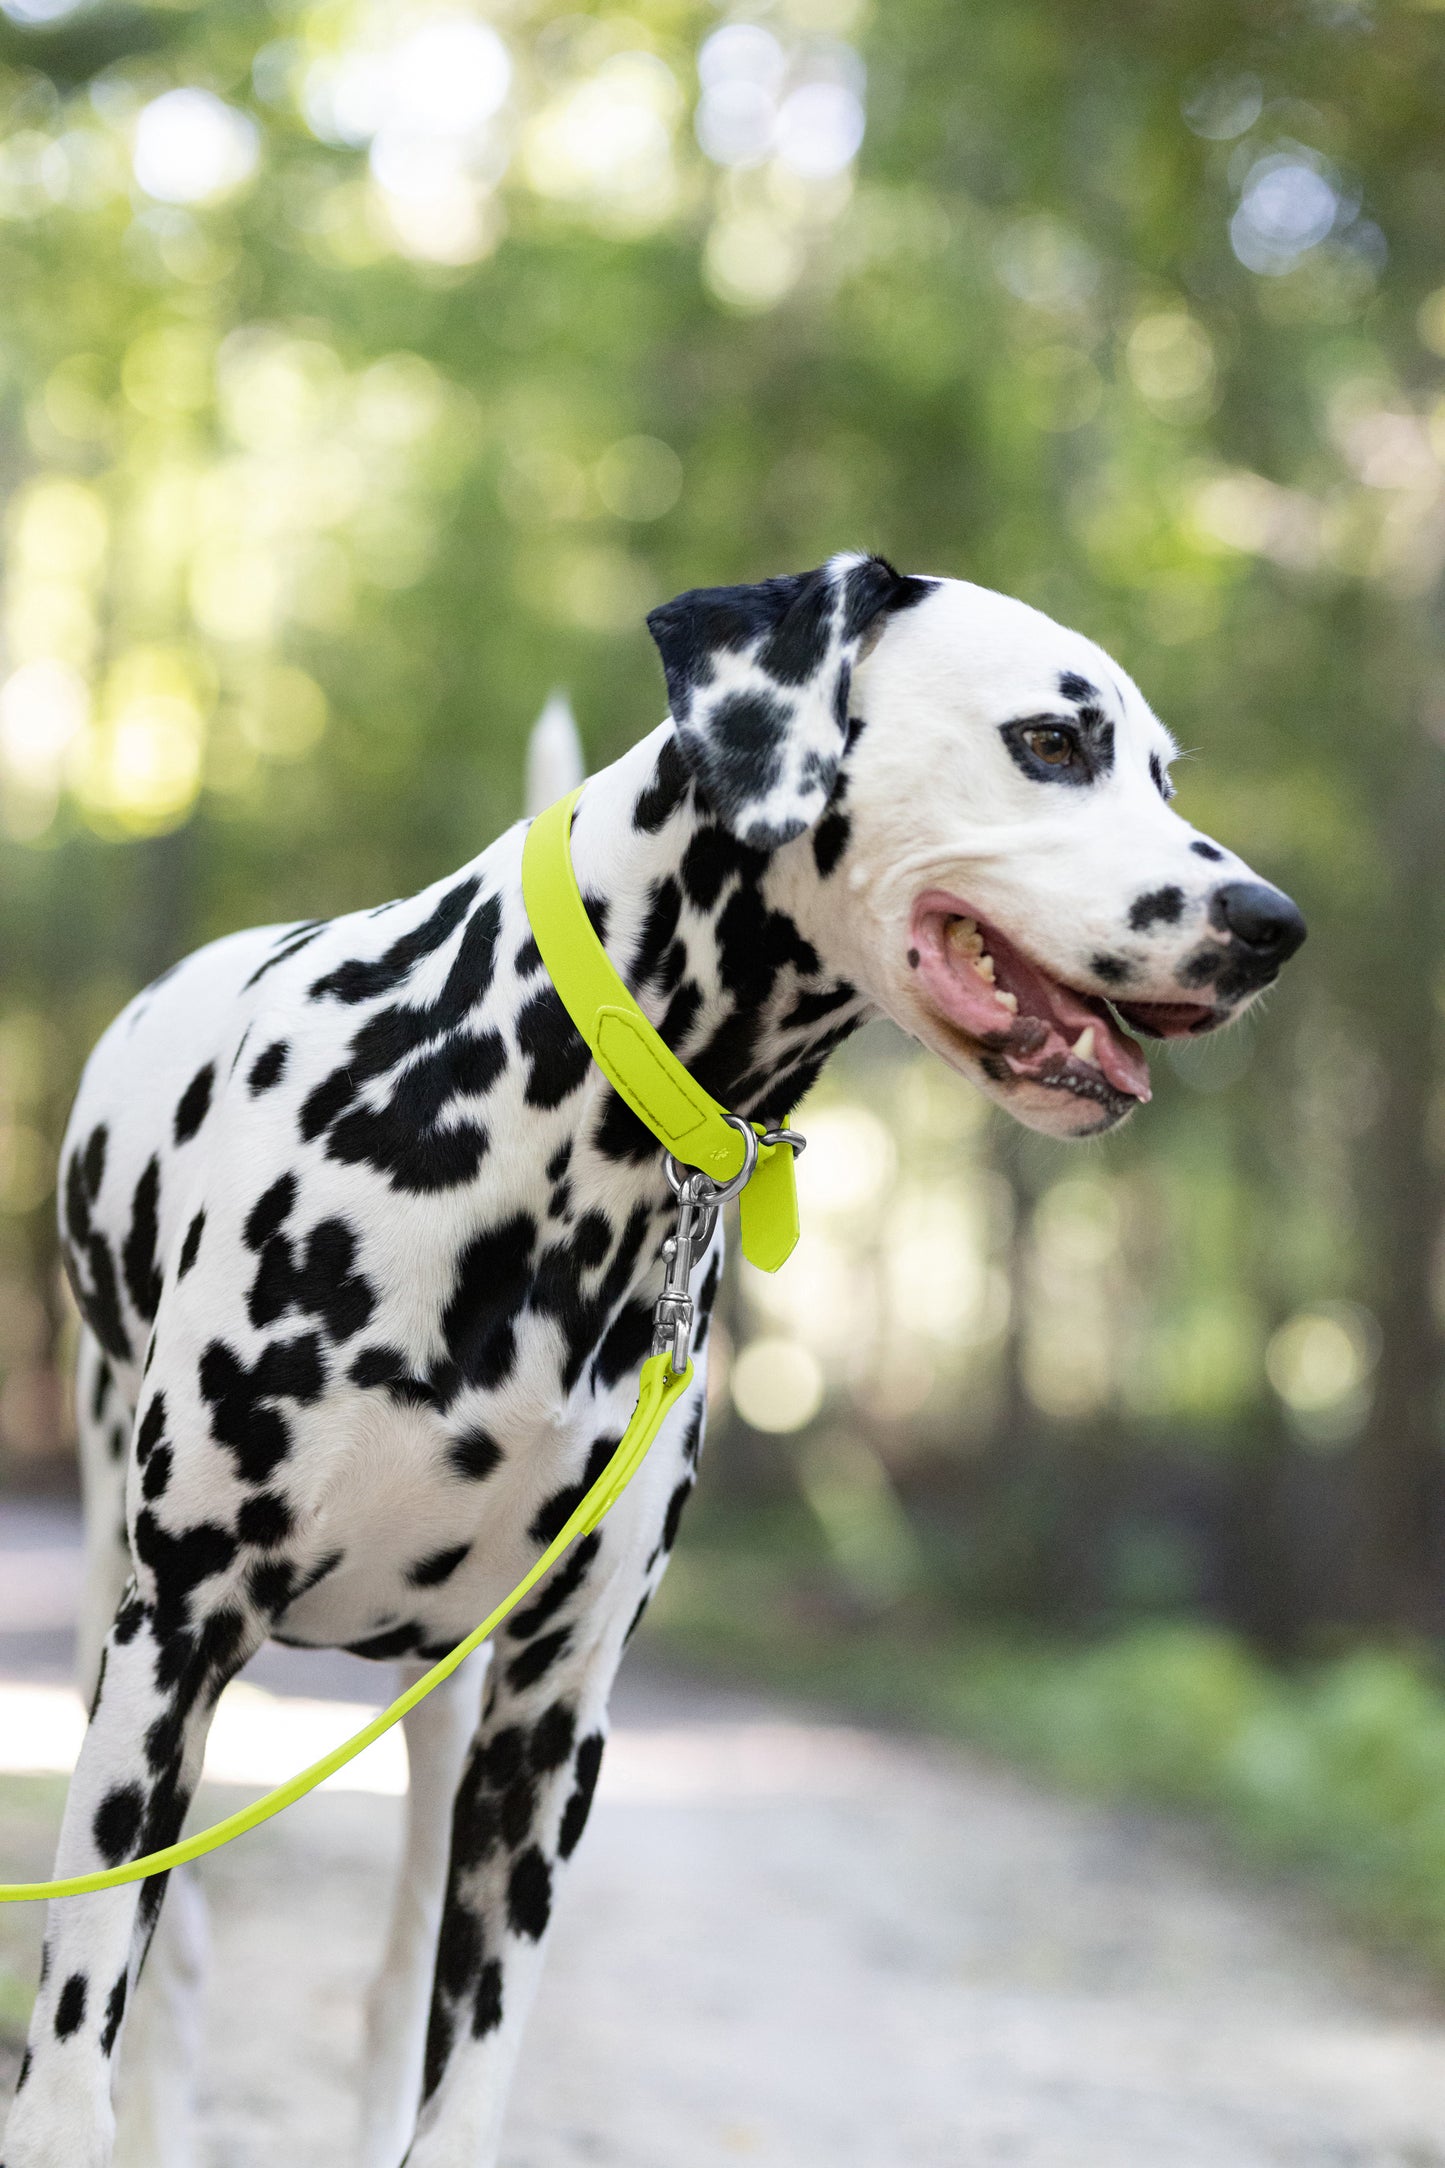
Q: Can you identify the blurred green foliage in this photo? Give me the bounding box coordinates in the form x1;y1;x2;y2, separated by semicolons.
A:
0;0;1441;1637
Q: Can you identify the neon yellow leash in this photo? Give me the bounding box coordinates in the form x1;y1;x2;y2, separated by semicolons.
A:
0;785;802;1904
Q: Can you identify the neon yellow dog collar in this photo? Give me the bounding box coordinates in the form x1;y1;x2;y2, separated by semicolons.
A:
523;786;801;1274
1;785;801;1902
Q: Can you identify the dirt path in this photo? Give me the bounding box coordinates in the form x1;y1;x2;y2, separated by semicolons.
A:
5;1663;1445;2167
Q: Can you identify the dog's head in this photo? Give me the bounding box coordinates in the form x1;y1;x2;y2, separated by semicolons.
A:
648;552;1305;1139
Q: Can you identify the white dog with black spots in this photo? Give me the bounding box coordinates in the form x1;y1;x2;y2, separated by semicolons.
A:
3;553;1304;2167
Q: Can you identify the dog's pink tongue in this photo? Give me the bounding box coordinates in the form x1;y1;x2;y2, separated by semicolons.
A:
1041;979;1152;1101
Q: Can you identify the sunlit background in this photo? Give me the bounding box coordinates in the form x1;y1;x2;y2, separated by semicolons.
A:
0;0;1443;1695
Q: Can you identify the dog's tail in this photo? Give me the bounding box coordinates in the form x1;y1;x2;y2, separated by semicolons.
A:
524;690;585;816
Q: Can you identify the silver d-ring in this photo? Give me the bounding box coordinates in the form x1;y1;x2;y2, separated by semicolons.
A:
760;1126;806;1157
664;1111;759;1205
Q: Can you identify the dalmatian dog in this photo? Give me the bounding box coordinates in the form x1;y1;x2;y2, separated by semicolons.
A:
3;553;1304;2168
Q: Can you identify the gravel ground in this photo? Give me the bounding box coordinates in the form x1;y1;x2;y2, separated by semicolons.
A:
5;1658;1445;2168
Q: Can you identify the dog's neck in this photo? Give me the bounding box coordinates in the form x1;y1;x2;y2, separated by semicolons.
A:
562;723;872;1140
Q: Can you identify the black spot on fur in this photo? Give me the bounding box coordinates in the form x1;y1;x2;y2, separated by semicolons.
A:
472;1958;504;2036
546;1141;572;1184
347;1622;423;1661
178;1210;205;1279
298;1069;355;1141
54;1973;88;2039
248;1211;375;1344
592;1296;655;1390
514;934;542;978
242;922;326;990
248;1040;289;1094
422;2001;454;2102
198;1333;325;1484
530;1704;577;1772
1059;671;1098;704
173;1063;214;1144
532;1198;655;1395
1090;954;1131;985
408;1544;470;1588
248;1559;295;1611
122;1158;163;1322
692;1260;722;1358
309;875;481;1004
349;1344;442;1409
630;878;683;988
506;1627;572;1692
783;982;854;1031
530;1438;617;1547
812;809;851;877
99;1971;127;2057
63;1127;131;1363
1149;752;1170;800
323;1031;504;1194
680;823;761;912
634;737;690;831
135;1393;166;1465
500;1772;538;1847
245;1175;296;1252
572;1211;611;1269
1191;839;1224;862
660;1477;694;1556
506;1535;599;1643
440;1212;538;1398
447;1426;505;1481
516;986;591;1110
1129;886;1185;932
506;1846;552;1939
237;1490;293;1548
436;1905;480;2002
559;1734;605;1857
93;1783;145;1865
82;1123;107;1195
141;1444;172;1501
300;896;505;1193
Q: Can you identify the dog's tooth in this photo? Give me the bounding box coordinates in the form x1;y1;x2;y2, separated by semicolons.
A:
995;990;1018;1013
1072;1026;1098;1066
948;918;984;957
976;953;996;982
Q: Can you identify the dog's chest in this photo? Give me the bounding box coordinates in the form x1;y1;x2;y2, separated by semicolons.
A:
254;1284;683;1651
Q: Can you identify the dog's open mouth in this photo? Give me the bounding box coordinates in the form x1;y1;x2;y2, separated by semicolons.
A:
909;892;1218;1110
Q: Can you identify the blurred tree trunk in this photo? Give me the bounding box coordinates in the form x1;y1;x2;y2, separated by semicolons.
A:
1350;709;1445;1629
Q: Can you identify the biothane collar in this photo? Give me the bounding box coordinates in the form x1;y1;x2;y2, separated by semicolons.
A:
521;785;801;1274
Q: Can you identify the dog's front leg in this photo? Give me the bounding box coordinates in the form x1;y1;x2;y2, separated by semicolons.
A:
360;1654;490;2168
2;1590;261;2168
400;1613;622;2168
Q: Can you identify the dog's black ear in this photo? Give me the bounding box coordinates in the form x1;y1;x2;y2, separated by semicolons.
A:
646;552;936;848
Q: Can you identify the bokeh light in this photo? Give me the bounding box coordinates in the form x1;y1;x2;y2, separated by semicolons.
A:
132;90;260;207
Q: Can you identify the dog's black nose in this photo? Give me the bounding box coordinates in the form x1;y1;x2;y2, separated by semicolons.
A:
1211;881;1307;962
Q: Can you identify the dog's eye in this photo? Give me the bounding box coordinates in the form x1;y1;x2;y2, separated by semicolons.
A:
1000;716;1094;786
1023;726;1076;767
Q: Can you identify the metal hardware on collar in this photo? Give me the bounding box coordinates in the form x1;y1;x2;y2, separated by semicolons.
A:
652;1170;717;1378
665;1109;758;1206
759;1126;807;1158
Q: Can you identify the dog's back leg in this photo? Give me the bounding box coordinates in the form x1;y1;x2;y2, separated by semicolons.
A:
69;1332;210;2168
75;1331;133;1701
359;1653;490;2168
